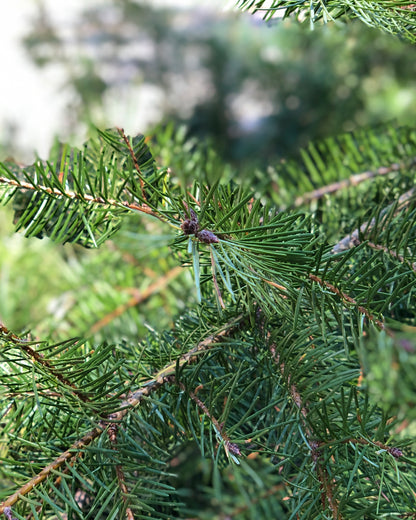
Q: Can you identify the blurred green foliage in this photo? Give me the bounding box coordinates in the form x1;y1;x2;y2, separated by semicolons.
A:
363;327;416;424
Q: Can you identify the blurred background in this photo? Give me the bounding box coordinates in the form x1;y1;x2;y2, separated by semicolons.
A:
0;0;415;339
1;0;416;164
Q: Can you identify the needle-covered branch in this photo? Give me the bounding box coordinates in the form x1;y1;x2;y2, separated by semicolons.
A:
1;122;416;519
235;0;416;43
0;315;243;514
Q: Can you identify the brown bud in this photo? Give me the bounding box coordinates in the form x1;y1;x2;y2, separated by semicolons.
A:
197;229;219;243
181;218;199;235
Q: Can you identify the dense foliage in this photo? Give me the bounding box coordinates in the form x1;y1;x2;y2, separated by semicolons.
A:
1;2;416;519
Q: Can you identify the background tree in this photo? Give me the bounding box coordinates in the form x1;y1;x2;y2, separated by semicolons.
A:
19;1;416;165
0;2;416;519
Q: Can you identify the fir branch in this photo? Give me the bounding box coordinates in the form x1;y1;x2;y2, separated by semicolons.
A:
367;241;416;273
309;273;387;331
210;247;226;308
292;160;406;208
267;126;416;220
175;379;241;463
235;0;416;42
0;425;103;513
332;186;416;253
112;314;244;422
334;438;403;459
0;316;243;514
117;126;147;203
2;125;416;516
0;174;162;220
0;326;91;403
108;424;135;520
269;341;343;520
0;128;179;247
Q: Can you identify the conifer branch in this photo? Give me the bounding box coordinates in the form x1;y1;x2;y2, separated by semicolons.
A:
292;160;412;208
0;175;163;220
269;343;343;520
1;124;415;516
235;0;416;42
0;316;243;514
108;424;135;520
367;241;416;273
210;248;226;308
335;438;403;459
0;325;91;403
0;426;103;512
332;186;416;253
309;273;387;331
109;314;244;422
175;379;241;462
117;127;147;203
293;159;404;208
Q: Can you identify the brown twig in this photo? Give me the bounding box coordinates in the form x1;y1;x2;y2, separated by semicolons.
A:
0;325;91;403
269;343;343;520
175;380;240;460
0;175;165;222
329;438;403;459
293;161;415;209
0;426;103;513
108;424;135;520
0;315;243;514
308;273;386;331
117;127;147;202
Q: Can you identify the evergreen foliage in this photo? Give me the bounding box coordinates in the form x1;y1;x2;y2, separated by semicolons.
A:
1;6;416;520
236;0;416;43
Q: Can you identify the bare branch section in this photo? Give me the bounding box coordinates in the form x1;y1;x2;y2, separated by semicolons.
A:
0;316;243;514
